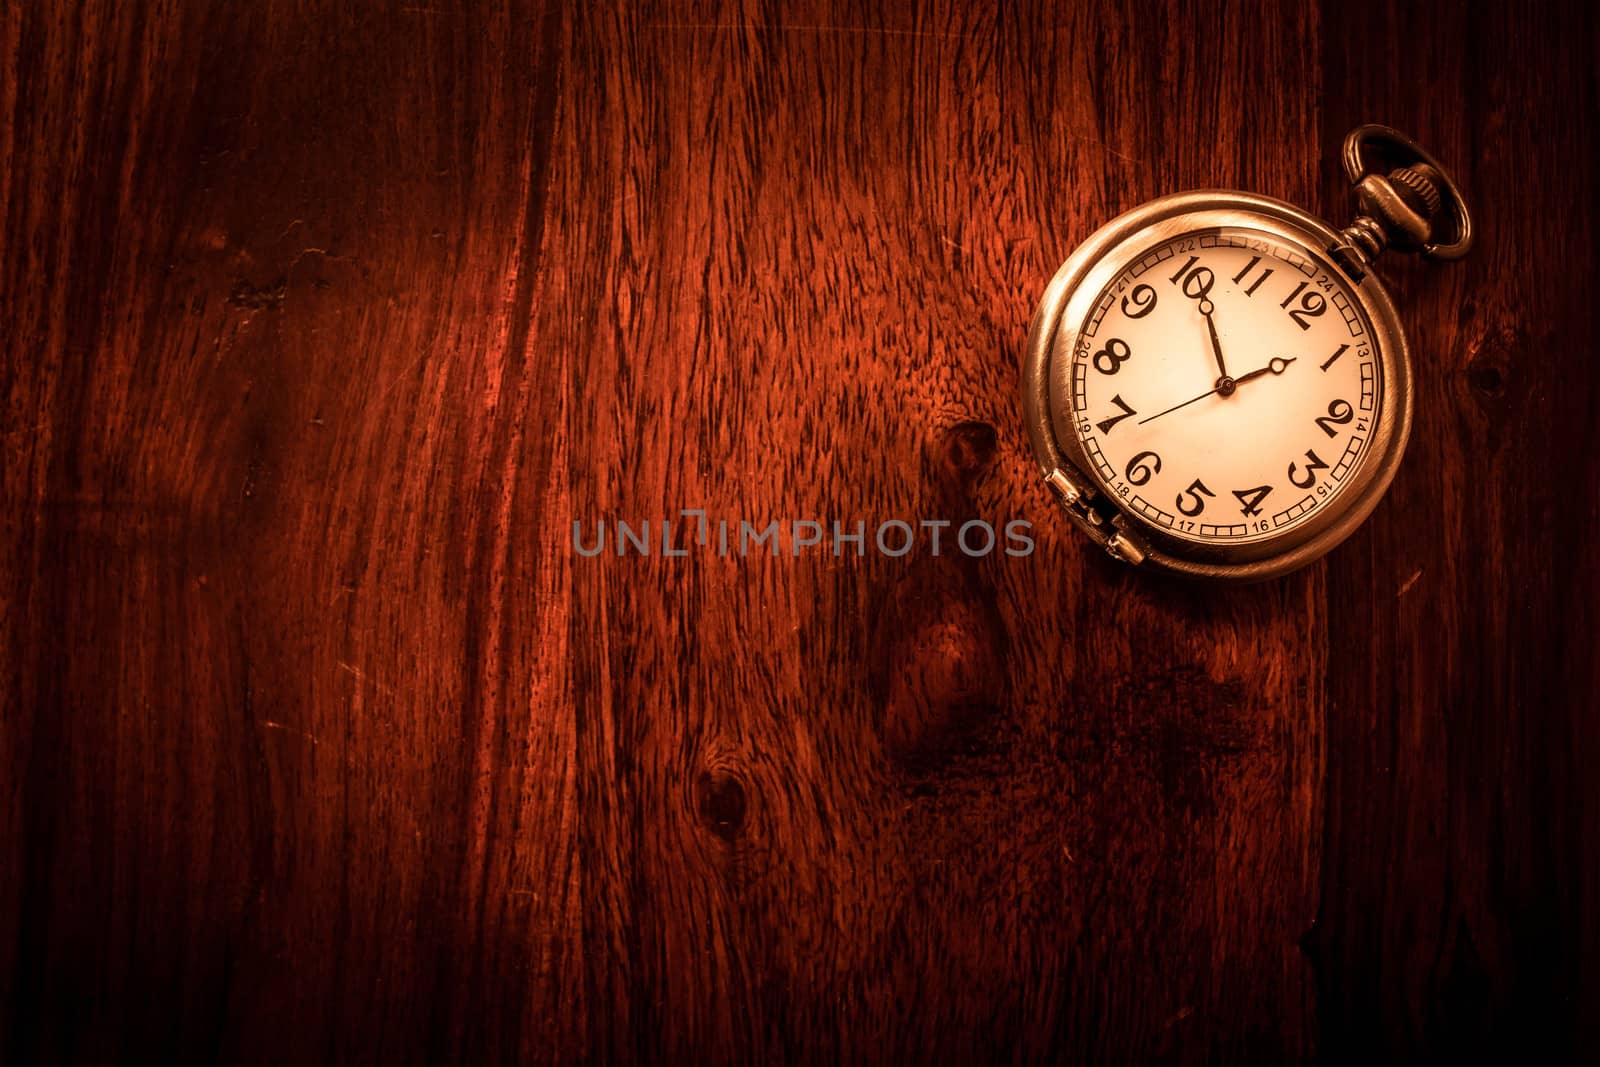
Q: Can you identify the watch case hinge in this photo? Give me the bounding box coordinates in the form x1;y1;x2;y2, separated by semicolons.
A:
1044;466;1149;566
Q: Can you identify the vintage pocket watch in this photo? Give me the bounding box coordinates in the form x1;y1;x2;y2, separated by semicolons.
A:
1021;125;1472;581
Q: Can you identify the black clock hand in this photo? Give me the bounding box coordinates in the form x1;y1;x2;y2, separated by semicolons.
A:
1137;357;1295;425
1232;356;1295;385
1199;297;1229;380
1138;384;1222;425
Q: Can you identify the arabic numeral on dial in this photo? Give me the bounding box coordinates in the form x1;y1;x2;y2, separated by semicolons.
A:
1093;337;1132;375
1175;478;1215;516
1095;393;1138;434
1231;255;1276;297
1288;448;1330;488
1125;450;1162;486
1321;343;1350;371
1120;284;1158;319
1280;280;1327;330
1232;484;1273;517
1168;255;1215;299
1315;398;1355;437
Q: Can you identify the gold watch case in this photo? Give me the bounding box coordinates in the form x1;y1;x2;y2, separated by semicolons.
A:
1022;191;1413;582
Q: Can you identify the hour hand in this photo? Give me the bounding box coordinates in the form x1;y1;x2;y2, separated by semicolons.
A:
1233;356;1296;385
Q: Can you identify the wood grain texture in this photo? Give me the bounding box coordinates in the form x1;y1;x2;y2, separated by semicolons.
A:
1;1;1595;1063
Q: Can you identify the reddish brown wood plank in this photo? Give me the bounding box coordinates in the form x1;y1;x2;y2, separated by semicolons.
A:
1314;1;1600;1061
559;2;1327;1062
1;3;577;1062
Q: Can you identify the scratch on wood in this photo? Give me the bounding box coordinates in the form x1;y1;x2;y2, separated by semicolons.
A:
338;661;394;695
1398;569;1423;597
227;277;287;311
1074;132;1141;164
1161;1006;1194;1029
287;247;335;275
374;348;434;407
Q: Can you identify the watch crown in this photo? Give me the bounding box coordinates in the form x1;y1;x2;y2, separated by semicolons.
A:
1388;164;1443;219
1354;171;1434;248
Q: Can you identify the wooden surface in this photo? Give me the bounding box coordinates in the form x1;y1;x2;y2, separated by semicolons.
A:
2;1;1597;1063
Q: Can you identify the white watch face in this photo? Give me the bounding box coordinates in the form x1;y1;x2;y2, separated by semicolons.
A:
1067;226;1381;545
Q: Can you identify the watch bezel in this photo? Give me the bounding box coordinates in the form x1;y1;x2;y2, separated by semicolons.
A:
1023;190;1413;580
